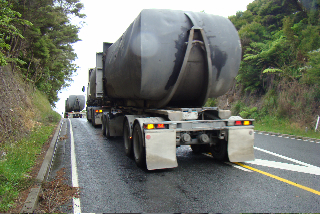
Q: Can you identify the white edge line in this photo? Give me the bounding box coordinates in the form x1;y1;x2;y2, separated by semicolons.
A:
246;159;320;175
69;119;81;214
254;146;319;168
202;153;252;172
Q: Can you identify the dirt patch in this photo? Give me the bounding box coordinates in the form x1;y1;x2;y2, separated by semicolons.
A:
0;65;35;144
35;168;79;213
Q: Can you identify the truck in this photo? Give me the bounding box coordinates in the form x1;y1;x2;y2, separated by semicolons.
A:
64;95;85;118
86;59;106;126
86;9;255;170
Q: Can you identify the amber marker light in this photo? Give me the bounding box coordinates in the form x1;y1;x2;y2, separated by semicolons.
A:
243;121;251;125
145;124;155;129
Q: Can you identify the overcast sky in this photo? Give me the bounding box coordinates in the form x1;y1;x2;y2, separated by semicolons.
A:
54;0;255;115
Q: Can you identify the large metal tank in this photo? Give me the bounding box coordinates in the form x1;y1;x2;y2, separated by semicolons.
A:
65;95;85;112
103;9;241;108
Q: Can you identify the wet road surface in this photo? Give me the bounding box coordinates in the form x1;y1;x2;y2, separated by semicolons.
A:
48;118;320;213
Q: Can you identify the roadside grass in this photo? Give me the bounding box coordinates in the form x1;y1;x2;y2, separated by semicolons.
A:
32;90;61;125
254;115;320;139
228;97;320;140
0;89;60;212
0;125;56;211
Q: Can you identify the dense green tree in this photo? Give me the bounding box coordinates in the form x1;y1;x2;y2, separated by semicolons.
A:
228;0;320;125
0;0;31;66
302;49;320;86
229;0;320;94
5;0;85;105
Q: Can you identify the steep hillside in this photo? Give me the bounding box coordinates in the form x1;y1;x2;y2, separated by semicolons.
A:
226;0;320;131
0;65;61;212
0;66;61;143
1;66;34;143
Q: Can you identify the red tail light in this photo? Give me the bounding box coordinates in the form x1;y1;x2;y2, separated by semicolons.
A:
157;124;165;129
144;123;168;129
235;121;242;125
235;121;252;126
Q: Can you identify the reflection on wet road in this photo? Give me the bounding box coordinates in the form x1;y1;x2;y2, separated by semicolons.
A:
48;118;320;213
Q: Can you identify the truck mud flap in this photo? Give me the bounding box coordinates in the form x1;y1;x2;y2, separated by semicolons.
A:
228;128;255;162
145;129;178;170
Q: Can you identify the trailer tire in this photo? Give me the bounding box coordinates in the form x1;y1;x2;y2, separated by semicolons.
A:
105;114;111;138
124;120;133;157
133;123;146;168
92;112;96;126
210;139;229;161
87;112;91;122
191;144;210;154
102;114;106;136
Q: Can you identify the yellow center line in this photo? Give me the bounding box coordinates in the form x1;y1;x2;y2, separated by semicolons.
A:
234;162;320;196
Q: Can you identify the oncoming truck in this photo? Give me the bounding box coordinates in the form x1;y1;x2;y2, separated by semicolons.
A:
86;9;255;170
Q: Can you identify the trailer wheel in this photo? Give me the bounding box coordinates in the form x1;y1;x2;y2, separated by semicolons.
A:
124;120;133;157
210;139;229;161
105;114;111;138
133;123;146;168
92;111;96;126
102;114;106;136
87;111;91;122
191;144;210;154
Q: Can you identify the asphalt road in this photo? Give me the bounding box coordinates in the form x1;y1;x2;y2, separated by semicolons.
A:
48;118;320;213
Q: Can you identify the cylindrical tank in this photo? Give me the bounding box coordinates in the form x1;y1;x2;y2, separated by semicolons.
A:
65;95;85;112
103;9;241;108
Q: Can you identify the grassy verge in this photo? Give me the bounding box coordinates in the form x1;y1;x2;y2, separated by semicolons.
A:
0;89;61;212
228;97;320;140
254;115;320;139
0;125;56;211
